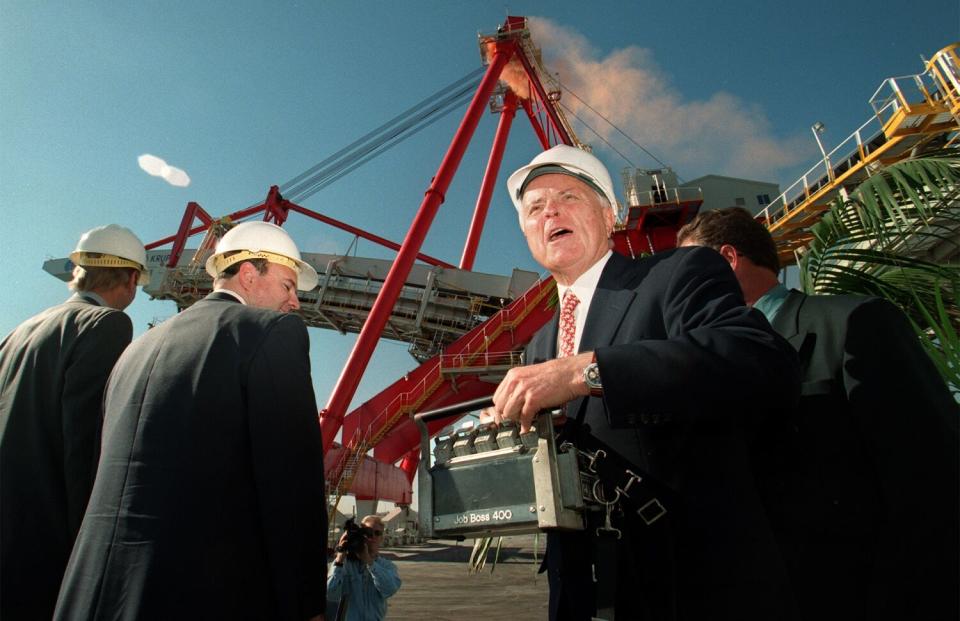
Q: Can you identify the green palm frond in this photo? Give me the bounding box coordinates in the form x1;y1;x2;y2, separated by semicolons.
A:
800;146;960;392
909;283;960;392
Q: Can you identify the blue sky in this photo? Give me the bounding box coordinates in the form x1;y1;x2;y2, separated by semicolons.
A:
2;0;957;416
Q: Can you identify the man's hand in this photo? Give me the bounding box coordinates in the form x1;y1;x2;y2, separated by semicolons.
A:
357;540;373;566
333;531;350;566
491;351;593;432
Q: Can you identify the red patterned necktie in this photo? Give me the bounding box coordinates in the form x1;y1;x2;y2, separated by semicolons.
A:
558;290;580;358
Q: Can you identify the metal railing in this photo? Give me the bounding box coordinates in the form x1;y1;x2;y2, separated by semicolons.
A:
327;276;556;513
439;349;523;372
757;97;898;226
758;46;959;230
625;186;703;210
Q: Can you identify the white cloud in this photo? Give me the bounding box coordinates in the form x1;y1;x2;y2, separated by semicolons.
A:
527;18;808;182
138;153;191;187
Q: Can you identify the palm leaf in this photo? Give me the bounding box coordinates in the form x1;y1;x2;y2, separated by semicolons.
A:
800;147;960;390
909;283;960;395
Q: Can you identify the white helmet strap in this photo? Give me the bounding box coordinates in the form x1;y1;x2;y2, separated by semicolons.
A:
213;250;300;275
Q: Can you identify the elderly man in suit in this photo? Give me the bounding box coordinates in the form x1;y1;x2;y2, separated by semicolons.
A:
55;221;328;621
0;224;148;621
677;206;959;621
489;145;801;621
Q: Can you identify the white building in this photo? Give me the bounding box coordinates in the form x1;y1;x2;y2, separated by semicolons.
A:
683;174;780;215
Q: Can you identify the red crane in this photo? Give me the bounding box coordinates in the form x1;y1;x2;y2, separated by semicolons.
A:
138;16;702;513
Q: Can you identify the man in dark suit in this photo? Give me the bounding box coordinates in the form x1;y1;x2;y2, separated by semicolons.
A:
490;146;802;620
54;221;328;621
678;206;959;621
0;224;148;621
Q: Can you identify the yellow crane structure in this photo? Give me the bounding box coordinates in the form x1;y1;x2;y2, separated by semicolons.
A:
760;43;959;265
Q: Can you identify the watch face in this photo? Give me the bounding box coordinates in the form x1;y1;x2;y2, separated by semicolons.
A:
585;363;601;387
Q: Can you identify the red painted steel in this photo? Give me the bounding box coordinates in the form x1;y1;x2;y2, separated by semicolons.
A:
262;185;290;226
148;186;451;269
460;90;518;270
336;276;556;464
318;39;519;451
324;446;412;504
514;51;572;146
285;204;453;268
163;202;213;267
520;98;552;149
398;450;419;485
611;201;703;257
140;16;701;508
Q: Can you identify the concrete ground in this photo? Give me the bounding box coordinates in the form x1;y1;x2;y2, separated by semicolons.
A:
377;535;549;619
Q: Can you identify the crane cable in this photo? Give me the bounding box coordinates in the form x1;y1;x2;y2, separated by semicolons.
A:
251;65;680;209
280;67;485;203
286;76;481;202
554;78;684;182
556;101;637;169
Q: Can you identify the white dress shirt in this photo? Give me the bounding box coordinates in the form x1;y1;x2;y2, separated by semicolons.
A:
555;250;613;356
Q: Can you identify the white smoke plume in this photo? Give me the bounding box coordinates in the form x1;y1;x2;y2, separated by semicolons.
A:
138;154;191;187
528;18;808;182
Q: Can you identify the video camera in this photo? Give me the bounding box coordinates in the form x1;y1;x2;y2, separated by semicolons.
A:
336;518;374;561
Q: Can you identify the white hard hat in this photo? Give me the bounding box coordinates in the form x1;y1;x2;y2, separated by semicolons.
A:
70;224;150;285
507;145;619;221
205;221;318;291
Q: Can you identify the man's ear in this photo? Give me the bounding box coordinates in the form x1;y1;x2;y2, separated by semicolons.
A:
127;269;139;292
603;205;615;237
717;244;739;268
237;261;257;290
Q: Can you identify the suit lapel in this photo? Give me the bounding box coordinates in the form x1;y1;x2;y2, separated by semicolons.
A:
568;253;638;420
542;307;560;362
770;290;818;372
770;289;804;339
579;258;637;352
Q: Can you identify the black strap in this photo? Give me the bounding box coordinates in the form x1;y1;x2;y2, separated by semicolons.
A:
559;419;673;526
562;402;676;621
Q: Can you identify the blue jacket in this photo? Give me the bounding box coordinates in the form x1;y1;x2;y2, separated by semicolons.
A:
327;556;401;621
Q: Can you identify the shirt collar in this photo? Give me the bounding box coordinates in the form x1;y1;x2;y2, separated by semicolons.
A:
556;249;613;304
754;282;789;323
72;291;108;306
213;288;247;305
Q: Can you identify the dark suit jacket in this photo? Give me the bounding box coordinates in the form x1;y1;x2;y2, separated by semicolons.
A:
532;248;801;621
0;294;132;621
767;290;959;621
54;292;327;620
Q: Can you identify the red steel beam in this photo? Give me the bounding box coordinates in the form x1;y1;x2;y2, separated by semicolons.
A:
520;98;552;150
459;90;518;270
319;39;519;450
147;186;452;269
369;277;556;463
262;185;290;226
162;202;214;267
398;450;419;485
146;203;269;252
285;203;453;269
514;50;573;146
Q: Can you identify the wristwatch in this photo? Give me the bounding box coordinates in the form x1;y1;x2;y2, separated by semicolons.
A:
583;361;602;396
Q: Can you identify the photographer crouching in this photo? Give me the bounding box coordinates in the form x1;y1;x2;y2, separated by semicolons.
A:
327;515;401;620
